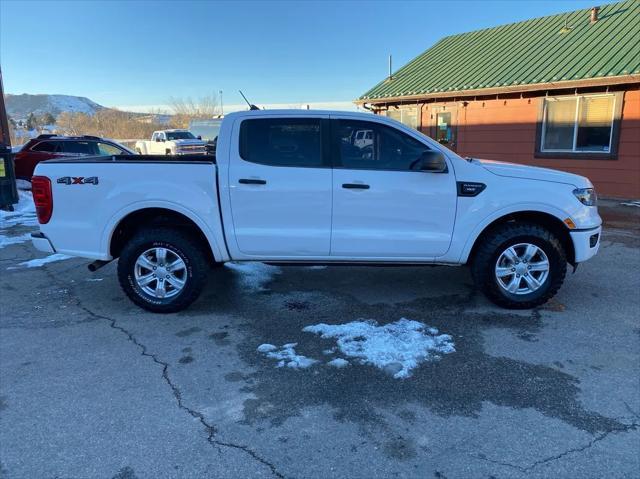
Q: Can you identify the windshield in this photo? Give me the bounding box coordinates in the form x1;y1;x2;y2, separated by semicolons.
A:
189;120;222;142
166;131;196;140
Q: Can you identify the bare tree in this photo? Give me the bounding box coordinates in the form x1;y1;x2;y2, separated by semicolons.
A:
55;109;165;140
168;94;220;128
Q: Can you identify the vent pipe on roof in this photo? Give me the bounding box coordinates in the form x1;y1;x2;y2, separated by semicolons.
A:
590;6;600;23
388;55;393;82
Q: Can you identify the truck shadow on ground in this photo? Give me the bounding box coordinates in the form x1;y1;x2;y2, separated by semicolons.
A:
197;265;626;450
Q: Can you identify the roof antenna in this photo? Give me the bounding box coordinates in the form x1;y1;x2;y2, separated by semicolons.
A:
239;90;260;110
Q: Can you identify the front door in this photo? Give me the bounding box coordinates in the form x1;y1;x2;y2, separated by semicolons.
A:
228;116;332;257
430;106;458;152
330;118;457;259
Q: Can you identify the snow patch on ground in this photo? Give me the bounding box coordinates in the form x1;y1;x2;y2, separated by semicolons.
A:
225;262;281;291
0;232;32;248
257;343;319;369
620;200;640;208
0;191;37;227
303;318;455;379
327;358;350;368
8;253;72;269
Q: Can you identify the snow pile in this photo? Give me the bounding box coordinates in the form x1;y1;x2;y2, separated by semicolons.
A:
621;200;640;208
0;232;32;248
0;190;37;228
225;262;281;291
8;253;72;269
0;191;37;249
257;343;318;369
303;318;455;379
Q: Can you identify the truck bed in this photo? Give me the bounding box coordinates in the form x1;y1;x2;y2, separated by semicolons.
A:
42;154;215;164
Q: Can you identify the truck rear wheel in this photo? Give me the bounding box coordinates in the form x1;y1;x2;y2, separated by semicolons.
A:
470;223;567;309
117;228;208;313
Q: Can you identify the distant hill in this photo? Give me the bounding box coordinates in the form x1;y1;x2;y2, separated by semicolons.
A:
5;94;106;119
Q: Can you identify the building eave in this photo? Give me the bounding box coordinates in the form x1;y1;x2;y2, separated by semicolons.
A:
354;74;640;106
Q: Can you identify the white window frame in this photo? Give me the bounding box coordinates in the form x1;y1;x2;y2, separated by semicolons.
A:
386;106;419;129
540;93;616;154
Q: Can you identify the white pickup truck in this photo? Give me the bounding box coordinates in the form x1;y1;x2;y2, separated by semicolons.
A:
135;129;207;155
31;110;601;313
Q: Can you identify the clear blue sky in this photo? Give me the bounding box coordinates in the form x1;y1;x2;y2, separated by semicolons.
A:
1;0;600;110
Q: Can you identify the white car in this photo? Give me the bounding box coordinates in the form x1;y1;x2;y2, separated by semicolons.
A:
31;110;601;313
135;129;207;155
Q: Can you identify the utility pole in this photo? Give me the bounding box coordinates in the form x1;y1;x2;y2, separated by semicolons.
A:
219;90;224;116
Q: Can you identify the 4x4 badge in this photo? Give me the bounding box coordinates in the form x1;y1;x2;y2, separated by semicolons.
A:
57;176;99;185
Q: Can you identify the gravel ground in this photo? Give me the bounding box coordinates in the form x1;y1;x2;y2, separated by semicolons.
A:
1;198;638;479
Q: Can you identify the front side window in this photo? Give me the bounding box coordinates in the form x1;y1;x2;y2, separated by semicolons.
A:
542;94;615;153
97;142;124;155
239;118;323;167
336;120;433;171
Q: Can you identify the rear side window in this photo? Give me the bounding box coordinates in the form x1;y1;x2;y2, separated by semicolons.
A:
61;141;97;155
31;141;59;153
239;118;323;167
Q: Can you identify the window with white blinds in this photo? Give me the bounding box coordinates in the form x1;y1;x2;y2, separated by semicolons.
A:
541;94;615;153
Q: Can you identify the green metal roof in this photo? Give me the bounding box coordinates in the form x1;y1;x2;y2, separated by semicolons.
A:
359;0;640;101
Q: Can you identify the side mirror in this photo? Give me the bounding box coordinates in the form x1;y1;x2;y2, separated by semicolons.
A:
416;151;448;173
197;135;202;140
155;137;162;142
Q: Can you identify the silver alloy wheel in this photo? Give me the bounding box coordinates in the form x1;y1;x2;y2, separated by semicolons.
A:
495;243;550;295
134;247;187;299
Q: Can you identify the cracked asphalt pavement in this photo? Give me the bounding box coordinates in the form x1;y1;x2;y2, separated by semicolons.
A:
1;200;639;478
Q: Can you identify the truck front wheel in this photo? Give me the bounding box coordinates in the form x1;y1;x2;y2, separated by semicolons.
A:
117;228;208;313
470;223;567;309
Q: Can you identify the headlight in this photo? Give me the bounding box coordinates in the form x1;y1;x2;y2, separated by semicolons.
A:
573;188;597;206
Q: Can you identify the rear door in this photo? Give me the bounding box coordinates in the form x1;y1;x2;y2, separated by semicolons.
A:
330;118;457;258
227;115;332;257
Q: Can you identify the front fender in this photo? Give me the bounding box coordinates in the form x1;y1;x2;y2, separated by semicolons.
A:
457;202;572;263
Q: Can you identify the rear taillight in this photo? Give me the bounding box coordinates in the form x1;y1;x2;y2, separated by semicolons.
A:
32;176;53;224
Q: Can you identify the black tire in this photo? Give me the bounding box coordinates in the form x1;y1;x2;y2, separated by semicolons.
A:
470;223;567;309
117;228;208;313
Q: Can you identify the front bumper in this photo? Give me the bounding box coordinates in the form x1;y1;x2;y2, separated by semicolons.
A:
570;226;601;263
31;232;56;254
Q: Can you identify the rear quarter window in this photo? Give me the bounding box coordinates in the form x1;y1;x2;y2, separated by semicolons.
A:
31;141;59;153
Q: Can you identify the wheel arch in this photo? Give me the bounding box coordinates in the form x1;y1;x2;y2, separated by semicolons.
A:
107;206;225;264
464;210;575;266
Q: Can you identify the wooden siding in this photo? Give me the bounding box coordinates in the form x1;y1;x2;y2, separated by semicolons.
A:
416;87;640;198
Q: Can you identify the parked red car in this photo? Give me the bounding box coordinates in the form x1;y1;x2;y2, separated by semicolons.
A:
14;135;134;183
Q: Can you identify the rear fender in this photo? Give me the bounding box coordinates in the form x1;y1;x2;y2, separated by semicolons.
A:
102;201;229;262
